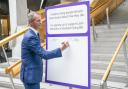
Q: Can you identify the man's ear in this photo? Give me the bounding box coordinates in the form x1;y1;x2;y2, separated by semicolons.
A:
29;21;33;26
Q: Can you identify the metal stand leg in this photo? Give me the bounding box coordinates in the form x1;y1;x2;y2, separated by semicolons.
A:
2;46;10;65
49;83;52;86
106;7;111;29
2;46;15;89
69;87;73;89
91;18;97;41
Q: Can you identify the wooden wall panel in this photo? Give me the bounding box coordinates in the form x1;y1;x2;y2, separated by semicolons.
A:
37;11;46;43
91;0;125;25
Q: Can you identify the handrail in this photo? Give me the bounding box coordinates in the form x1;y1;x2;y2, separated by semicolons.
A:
5;41;46;77
101;29;128;82
91;0;109;13
5;60;21;73
37;9;45;14
5;60;21;77
56;2;72;5
0;26;29;46
0;18;45;47
91;0;106;10
90;0;112;18
90;0;99;8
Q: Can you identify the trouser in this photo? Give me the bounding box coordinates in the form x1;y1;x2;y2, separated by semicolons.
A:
23;82;40;89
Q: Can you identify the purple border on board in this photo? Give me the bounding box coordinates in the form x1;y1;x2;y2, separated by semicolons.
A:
87;2;90;88
45;1;89;36
45;1;90;89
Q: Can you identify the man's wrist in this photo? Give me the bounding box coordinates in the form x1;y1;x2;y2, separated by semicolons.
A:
60;47;64;51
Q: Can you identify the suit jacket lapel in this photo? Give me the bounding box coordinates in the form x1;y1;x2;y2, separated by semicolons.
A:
29;28;40;42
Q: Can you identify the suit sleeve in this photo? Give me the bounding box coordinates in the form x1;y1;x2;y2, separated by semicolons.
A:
27;36;62;60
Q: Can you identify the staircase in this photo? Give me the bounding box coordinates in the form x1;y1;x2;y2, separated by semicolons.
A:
91;24;128;89
0;1;128;89
91;0;128;88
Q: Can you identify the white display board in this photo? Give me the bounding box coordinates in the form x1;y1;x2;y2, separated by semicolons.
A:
45;1;90;89
47;36;88;86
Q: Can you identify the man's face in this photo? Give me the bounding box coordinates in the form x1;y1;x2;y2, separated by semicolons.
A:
31;14;41;30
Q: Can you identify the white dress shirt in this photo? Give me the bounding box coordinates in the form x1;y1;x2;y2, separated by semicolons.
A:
30;27;38;35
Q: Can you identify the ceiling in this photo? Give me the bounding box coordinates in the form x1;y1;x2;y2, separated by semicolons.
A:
0;0;9;15
0;0;60;16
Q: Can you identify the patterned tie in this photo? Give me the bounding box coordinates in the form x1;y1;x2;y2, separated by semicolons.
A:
37;33;40;42
37;33;40;38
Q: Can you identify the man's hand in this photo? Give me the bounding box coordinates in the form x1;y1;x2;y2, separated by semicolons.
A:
41;42;46;49
60;41;69;51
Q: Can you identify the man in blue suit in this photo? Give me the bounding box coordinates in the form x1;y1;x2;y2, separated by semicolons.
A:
20;12;69;89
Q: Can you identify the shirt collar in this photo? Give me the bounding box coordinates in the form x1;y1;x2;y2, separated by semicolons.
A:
30;27;38;35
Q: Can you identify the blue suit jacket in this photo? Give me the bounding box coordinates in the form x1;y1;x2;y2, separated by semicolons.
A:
20;28;62;83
